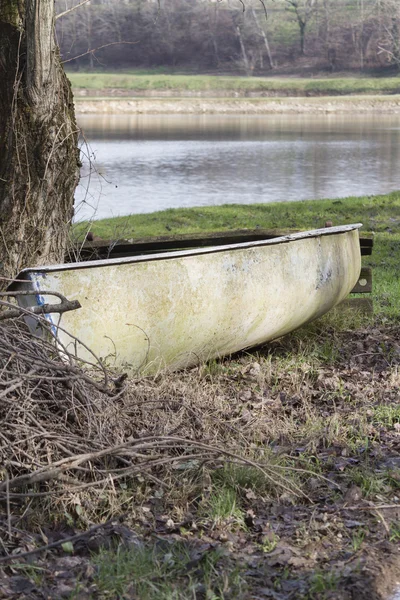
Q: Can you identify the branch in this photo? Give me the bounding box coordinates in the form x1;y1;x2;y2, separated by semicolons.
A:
257;0;269;19
0;517;121;564
62;41;139;64
0;291;81;321
55;0;92;20
0;301;80;320
0;435;312;500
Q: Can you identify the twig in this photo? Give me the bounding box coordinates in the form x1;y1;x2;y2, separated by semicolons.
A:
374;508;390;535
0;293;81;320
6;471;11;541
0;435;311;500
0;517;120;564
0;381;24;399
257;0;269;19
341;504;400;511
55;0;92;20
62;42;139;64
0;305;116;392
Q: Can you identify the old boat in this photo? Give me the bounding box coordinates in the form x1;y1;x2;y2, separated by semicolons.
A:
10;224;362;374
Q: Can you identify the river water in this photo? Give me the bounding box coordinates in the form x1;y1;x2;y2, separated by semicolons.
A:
75;113;400;222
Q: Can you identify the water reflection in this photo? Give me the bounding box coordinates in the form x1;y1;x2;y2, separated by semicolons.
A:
75;113;400;221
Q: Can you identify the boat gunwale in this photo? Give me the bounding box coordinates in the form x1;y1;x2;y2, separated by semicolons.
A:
11;223;362;278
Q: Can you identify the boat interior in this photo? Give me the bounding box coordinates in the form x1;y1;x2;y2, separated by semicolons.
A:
68;229;373;263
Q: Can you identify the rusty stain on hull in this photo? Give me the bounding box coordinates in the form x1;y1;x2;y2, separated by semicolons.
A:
11;225;362;374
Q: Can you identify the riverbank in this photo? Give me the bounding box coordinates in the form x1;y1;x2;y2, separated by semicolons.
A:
2;197;400;599
74;94;400;114
69;72;400;96
71;72;400;114
2;316;400;599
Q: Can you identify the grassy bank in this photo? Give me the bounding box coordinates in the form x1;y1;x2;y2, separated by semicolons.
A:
76;191;400;237
68;71;400;96
75;191;400;320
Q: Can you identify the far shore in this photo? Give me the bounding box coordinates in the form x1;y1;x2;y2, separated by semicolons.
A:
74;94;400;115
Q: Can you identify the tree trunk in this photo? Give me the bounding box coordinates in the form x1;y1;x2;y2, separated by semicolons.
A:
250;7;275;69
0;0;80;282
236;25;252;76
298;17;306;55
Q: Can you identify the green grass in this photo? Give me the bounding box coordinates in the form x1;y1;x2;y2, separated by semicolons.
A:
348;467;394;498
206;487;246;527
67;71;400;96
351;529;366;552
73;191;400;320
74;191;400;237
308;570;340;598
211;463;273;496
389;522;400;543
373;405;400;427
91;542;245;599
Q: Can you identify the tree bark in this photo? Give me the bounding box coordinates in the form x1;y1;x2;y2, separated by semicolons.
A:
0;0;80;282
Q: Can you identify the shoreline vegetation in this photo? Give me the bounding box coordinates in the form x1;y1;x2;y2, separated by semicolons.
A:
70;72;400;114
69;72;400;96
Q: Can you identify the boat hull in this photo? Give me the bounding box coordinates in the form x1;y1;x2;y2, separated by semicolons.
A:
12;225;362;374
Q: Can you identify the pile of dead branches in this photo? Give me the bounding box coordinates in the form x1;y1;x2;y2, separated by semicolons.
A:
0;316;128;496
0;310;308;538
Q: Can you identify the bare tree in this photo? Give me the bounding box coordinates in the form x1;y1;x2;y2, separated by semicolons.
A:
285;0;317;56
377;0;400;69
250;5;275;69
0;1;80;281
206;0;221;68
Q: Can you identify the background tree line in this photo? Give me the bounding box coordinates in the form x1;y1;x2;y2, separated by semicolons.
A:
55;0;400;74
